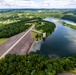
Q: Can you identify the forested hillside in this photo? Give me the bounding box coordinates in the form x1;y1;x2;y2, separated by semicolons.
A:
62;14;76;23
0;9;76;38
0;17;55;38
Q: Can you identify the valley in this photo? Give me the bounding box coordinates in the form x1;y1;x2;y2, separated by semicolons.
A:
0;9;76;75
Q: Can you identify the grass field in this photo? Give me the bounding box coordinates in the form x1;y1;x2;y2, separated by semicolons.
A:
32;32;42;41
71;69;76;74
32;32;36;39
0;38;8;45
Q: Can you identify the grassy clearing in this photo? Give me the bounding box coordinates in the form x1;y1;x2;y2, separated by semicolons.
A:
65;68;76;74
32;32;42;41
0;38;8;45
71;69;76;74
32;32;36;39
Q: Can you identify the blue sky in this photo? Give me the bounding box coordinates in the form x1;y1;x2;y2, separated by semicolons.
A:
0;0;76;9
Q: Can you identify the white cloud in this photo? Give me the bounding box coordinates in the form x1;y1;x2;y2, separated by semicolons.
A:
0;0;76;9
64;29;76;52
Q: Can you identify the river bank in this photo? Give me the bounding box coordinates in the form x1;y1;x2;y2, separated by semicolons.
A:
29;18;76;58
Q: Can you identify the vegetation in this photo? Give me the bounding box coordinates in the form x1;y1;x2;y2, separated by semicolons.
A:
0;54;76;75
33;20;56;40
0;9;76;75
71;69;76;74
0;10;56;38
0;17;41;38
0;9;75;38
62;22;76;30
0;20;30;38
35;20;56;36
62;14;76;23
32;32;37;39
0;38;8;45
32;32;42;41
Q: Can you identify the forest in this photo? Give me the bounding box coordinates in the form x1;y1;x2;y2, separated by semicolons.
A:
0;17;56;38
0;17;41;38
0;20;30;38
34;20;56;40
35;20;56;35
0;54;76;75
62;14;76;23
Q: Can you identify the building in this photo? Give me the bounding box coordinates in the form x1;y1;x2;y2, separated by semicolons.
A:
43;32;46;38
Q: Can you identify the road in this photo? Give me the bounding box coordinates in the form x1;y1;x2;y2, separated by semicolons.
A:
0;25;35;59
9;31;35;55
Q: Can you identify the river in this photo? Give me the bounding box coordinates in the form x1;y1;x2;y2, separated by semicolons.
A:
30;18;76;58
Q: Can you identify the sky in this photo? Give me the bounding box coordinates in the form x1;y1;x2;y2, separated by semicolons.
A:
0;0;76;9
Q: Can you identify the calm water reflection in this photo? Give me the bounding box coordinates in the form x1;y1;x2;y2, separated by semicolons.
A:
31;18;76;58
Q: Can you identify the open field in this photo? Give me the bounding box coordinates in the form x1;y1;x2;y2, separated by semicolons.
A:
32;32;37;39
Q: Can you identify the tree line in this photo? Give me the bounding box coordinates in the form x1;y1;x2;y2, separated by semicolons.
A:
0;18;41;38
0;20;30;38
35;20;56;37
62;22;76;30
0;54;76;75
62;14;76;23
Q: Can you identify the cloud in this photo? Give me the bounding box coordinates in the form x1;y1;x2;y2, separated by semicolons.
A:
0;0;76;9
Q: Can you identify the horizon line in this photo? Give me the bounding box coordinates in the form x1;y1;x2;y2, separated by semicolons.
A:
0;8;76;10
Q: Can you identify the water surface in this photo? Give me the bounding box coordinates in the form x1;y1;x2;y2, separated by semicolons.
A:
31;18;76;58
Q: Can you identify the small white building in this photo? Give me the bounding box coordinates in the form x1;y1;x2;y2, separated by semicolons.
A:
43;32;46;38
